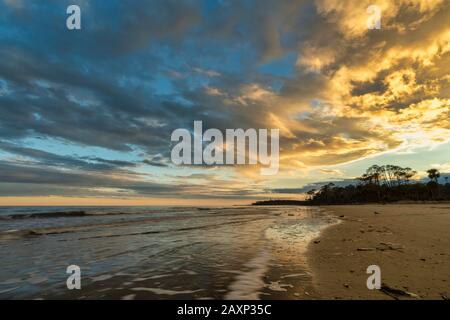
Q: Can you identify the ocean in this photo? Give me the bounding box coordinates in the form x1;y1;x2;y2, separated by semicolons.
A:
0;205;336;299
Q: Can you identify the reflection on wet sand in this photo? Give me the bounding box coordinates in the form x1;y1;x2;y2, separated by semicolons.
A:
0;206;336;299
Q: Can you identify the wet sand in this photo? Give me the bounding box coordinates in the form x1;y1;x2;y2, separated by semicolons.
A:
307;203;450;299
0;206;336;299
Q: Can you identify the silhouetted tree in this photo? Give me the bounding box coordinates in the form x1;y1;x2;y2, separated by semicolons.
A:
427;169;440;183
309;165;449;204
306;189;316;201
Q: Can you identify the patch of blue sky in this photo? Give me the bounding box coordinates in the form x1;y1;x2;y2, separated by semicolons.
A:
202;0;225;14
0;149;13;160
19;137;143;163
149;73;175;95
335;140;450;178
218;44;257;75
0;2;64;46
0;24;24;41
137;163;188;178
183;39;256;76
258;52;297;78
32;113;43;121
0;78;11;96
173;96;194;107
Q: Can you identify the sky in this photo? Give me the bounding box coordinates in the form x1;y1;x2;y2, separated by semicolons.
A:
0;0;449;205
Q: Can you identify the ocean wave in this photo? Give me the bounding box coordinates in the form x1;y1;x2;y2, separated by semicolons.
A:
225;247;272;300
0;215;268;241
0;210;89;220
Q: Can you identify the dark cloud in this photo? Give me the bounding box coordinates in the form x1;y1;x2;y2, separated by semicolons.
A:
142;154;170;167
0;159;260;199
0;141;137;171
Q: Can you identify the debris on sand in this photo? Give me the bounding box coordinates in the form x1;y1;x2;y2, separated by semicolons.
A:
356;242;403;252
380;284;420;299
376;242;403;252
357;247;376;251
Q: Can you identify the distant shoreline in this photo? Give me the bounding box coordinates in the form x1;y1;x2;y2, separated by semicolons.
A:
252;200;311;206
252;199;450;206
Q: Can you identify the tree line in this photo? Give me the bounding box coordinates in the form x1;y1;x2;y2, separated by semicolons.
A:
307;165;450;204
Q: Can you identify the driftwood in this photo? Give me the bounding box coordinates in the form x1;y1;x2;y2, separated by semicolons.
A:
380;284;419;299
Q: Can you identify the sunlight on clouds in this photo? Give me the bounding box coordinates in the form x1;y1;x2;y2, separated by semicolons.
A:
204;86;224;97
315;0;445;38
297;44;336;73
276;2;450;174
237;83;277;105
319;168;344;176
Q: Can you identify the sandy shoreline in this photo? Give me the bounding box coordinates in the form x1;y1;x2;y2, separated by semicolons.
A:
307;203;450;299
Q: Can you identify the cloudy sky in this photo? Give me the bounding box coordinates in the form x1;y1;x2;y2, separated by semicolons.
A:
0;0;449;205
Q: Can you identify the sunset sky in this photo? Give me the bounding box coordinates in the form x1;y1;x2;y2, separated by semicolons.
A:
0;0;449;205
